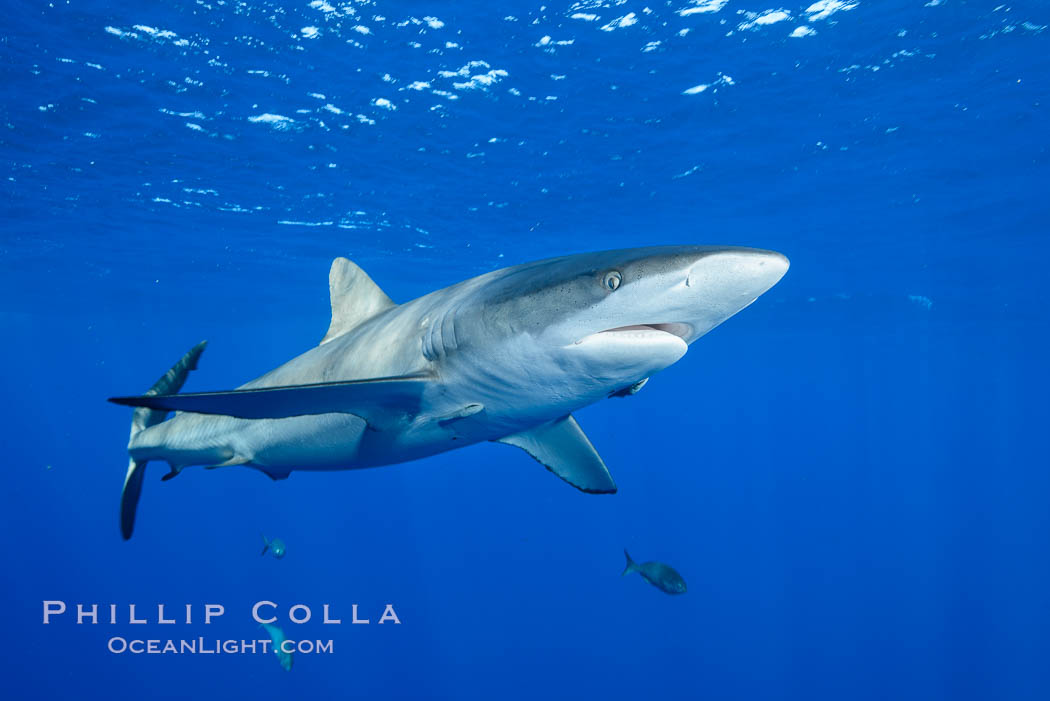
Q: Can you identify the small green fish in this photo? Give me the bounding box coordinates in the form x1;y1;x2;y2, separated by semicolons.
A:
259;622;293;671
260;534;286;559
622;549;687;595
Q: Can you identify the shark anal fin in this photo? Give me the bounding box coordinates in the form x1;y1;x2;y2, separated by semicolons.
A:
321;257;396;345
496;415;617;494
257;466;291;481
109;373;433;422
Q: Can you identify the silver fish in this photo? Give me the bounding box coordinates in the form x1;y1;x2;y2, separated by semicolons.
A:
622;549;687;595
260;534;286;559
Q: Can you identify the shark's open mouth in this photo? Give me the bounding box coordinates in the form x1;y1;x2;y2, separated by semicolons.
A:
570;322;690;367
595;323;692;341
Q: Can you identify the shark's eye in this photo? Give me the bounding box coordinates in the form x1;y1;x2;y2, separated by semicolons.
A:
603;271;622;291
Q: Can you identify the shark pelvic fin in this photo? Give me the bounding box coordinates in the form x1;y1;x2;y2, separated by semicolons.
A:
109;373;433;422
496;414;618;494
203;455;251;470
320;257;396;345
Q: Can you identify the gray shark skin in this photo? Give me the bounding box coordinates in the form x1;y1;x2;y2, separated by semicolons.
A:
111;246;788;539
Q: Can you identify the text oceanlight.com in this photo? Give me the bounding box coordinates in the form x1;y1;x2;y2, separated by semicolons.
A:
107;637;333;655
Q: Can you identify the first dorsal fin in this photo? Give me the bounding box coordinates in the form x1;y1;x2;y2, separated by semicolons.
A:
320;257;396;345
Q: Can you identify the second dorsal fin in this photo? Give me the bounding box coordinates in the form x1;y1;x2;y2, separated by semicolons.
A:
320;257;396;345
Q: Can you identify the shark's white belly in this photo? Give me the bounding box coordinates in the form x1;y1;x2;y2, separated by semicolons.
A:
133;406;514;476
130;343;596;476
130;412;365;473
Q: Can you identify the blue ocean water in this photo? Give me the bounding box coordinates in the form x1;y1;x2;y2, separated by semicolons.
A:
2;0;1049;698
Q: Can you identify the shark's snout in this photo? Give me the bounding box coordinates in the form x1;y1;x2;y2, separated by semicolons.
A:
748;249;789;290
667;248;788;343
685;248;789;298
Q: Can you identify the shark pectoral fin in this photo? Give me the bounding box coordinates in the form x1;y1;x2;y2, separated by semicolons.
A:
496;415;617;494
108;373;434;421
609;377;649;398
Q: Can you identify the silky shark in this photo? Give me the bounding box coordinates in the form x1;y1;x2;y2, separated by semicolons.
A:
110;246;788;539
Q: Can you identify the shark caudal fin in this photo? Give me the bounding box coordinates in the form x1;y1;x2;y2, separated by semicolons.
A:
622;549;638;577
261;533;271;556
119;341;207;540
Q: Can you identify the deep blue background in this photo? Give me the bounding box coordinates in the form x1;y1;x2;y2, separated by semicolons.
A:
2;1;1049;699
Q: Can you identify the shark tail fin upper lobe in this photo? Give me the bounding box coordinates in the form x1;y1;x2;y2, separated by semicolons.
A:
120;341;207;540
